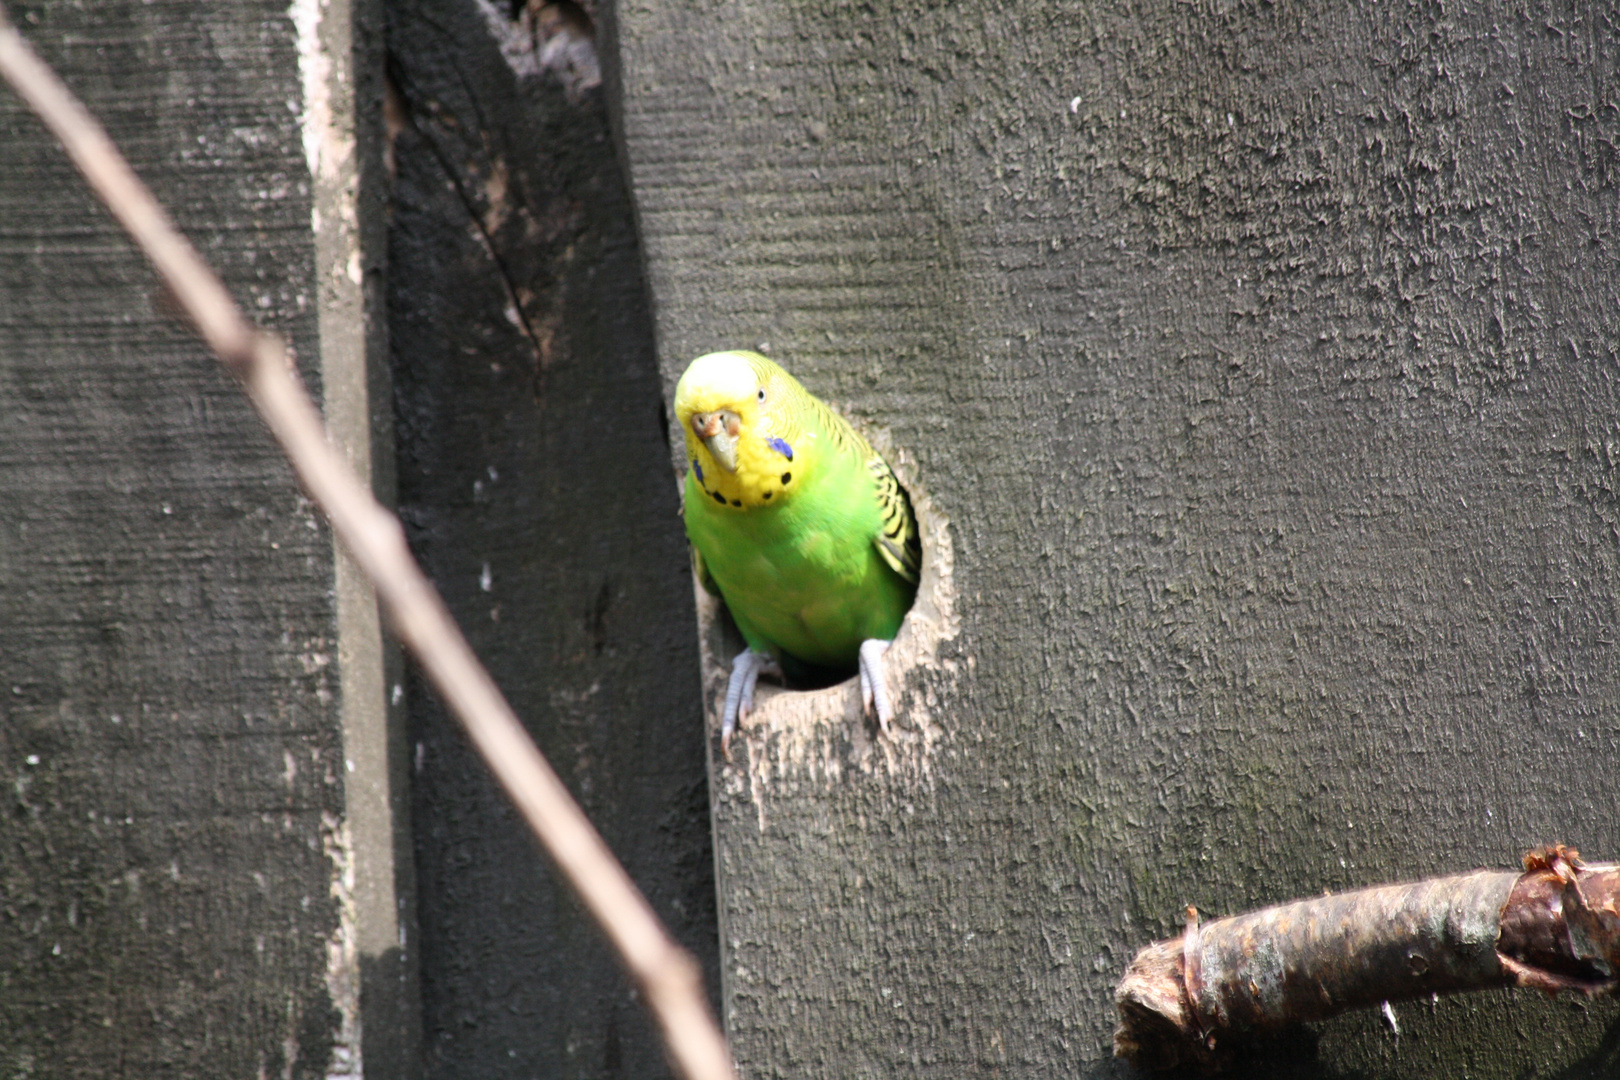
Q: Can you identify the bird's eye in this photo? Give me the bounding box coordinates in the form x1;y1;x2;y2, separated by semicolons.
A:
757;388;766;402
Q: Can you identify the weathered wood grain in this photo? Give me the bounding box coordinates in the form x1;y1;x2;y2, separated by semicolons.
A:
610;0;1620;1075
385;2;716;1077
0;2;411;1075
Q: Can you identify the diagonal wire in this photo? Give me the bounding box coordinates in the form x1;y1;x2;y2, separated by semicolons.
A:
0;10;734;1080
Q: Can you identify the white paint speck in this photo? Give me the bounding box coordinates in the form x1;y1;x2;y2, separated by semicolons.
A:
480;563;493;592
321;812;362;1080
289;0;330;181
474;0;601;94
391;683;404;707
1068;95;1082;114
25;755;38;766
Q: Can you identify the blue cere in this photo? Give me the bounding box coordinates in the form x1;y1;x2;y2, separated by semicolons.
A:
767;437;794;461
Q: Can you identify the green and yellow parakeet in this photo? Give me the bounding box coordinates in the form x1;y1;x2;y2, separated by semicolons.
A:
674;350;921;752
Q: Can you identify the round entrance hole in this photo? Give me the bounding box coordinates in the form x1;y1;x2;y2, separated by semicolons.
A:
690;427;960;780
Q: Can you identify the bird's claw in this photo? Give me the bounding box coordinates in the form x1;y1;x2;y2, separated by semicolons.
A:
720;699;751;762
859;638;895;734
721;648;779;760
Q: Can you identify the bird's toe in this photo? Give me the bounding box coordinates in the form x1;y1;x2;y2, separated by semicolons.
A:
858;638;895;733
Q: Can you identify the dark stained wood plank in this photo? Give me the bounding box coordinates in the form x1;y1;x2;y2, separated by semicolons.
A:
0;2;413;1075
385;2;716;1077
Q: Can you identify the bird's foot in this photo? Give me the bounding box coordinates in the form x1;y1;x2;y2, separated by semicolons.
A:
721;648;781;759
858;638;896;734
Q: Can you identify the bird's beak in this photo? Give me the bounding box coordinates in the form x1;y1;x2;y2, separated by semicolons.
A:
692;410;741;473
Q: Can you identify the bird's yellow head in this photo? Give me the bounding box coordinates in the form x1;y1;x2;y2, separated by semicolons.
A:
674;350;814;510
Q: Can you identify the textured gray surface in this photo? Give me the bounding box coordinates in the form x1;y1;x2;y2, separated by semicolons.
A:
0;2;381;1076
610;0;1620;1075
385;2;716;1077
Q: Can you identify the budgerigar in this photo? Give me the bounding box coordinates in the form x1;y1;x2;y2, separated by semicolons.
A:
674;350;921;753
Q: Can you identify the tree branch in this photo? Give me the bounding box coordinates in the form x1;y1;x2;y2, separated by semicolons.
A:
0;11;734;1080
1115;845;1620;1071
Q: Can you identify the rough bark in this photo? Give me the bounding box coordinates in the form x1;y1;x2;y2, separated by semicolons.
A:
385;2;718;1078
1116;850;1620;1071
608;0;1620;1075
0;0;414;1076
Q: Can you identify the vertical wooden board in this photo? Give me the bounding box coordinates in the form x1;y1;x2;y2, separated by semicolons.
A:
610;0;1620;1075
0;2;411;1076
385;2;716;1078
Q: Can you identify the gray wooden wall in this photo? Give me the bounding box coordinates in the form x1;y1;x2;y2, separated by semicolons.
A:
609;0;1620;1076
0;0;415;1076
1;1;718;1078
8;1;1620;1077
